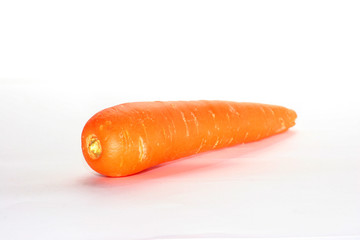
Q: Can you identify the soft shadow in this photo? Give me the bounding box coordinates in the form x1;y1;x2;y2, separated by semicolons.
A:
82;130;297;187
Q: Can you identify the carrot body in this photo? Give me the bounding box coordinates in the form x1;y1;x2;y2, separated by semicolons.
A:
81;101;297;177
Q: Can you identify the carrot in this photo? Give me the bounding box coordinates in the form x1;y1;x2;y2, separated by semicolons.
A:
81;101;297;177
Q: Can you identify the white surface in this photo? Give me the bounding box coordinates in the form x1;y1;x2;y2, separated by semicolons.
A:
1;1;360;239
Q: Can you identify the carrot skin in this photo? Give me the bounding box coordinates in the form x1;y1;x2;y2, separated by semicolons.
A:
81;101;297;177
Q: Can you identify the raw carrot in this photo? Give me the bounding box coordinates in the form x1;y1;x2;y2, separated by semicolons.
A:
81;101;297;177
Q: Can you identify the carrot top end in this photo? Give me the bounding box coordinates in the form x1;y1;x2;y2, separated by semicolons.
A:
86;135;102;160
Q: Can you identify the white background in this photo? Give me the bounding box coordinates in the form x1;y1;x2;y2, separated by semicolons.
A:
1;1;359;239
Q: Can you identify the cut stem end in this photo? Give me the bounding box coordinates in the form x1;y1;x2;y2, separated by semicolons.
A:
87;135;102;159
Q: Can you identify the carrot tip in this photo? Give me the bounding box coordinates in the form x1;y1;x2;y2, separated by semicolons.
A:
86;135;102;160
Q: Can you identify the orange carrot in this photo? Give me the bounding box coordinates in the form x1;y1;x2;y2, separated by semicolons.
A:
81;101;297;177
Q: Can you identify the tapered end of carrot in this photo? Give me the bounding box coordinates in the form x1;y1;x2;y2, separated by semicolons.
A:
287;108;297;128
